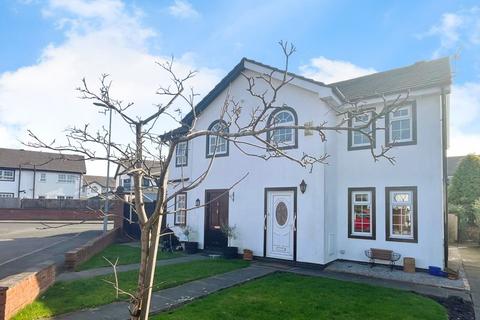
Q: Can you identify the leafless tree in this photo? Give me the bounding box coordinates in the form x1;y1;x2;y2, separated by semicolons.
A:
26;41;408;320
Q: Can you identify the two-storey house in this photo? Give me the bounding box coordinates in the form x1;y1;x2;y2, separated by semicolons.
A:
165;57;451;269
0;148;86;199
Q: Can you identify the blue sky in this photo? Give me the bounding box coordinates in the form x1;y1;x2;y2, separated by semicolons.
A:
0;0;479;173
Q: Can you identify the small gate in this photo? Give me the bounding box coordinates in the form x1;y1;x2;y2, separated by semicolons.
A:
123;202;166;240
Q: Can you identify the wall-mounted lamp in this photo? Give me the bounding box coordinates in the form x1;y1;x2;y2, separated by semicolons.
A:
195;198;201;207
300;179;307;194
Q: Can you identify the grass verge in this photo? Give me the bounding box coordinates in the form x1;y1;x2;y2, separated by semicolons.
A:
13;259;249;320
154;272;447;320
76;243;184;271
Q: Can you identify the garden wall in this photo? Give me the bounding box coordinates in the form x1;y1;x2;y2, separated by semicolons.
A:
0;262;55;320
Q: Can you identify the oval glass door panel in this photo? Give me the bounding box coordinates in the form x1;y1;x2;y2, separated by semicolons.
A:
275;202;288;226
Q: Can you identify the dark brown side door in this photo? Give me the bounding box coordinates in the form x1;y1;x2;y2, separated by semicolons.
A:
204;189;229;249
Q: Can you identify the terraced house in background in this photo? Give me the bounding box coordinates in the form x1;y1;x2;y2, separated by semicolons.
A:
166;57;451;270
0;148;86;199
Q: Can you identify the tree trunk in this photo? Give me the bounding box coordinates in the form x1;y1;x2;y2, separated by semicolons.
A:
129;225;151;319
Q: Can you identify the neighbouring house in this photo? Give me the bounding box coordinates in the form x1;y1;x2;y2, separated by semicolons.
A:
165;57;451;270
114;160;162;202
0;148;86;199
81;175;116;199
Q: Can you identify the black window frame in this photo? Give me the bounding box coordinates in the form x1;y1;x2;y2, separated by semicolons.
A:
174;192;187;226
266;107;298;150
348;187;376;240
0;168;15;182
175;140;189;167
385;101;417;147
385;186;418;243
206;120;229;158
347;110;376;151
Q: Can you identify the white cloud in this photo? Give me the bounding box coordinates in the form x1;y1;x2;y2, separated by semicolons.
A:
299;56;376;84
447;82;480;156
168;0;199;19
0;0;219;175
418;6;480;58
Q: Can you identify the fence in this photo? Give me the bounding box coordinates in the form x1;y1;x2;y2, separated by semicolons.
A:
0;198;105;210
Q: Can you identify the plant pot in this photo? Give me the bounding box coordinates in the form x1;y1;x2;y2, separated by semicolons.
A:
222;246;238;259
182;241;198;254
243;249;253;261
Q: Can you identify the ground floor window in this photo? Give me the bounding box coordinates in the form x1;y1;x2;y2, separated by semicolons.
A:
386;186;418;242
348;188;375;239
0;192;14;198
174;193;187;225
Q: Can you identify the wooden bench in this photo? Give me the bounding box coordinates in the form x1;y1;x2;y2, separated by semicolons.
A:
364;248;401;270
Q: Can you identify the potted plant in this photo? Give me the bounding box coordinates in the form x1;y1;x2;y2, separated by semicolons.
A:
181;226;198;254
220;224;238;259
243;249;253;261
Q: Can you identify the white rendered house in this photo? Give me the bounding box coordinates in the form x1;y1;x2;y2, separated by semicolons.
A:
0;148;85;199
81;175;116;199
165;57;451;269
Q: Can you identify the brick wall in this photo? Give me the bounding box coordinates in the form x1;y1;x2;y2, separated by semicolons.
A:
0;200;124;222
0;262;55;320
64;227;121;271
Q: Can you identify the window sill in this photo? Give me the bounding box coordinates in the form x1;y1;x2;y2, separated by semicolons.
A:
348;234;375;240
386;237;417;243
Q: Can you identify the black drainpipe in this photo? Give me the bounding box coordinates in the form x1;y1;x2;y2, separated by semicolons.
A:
441;88;449;269
32;165;36;199
17;165;22;198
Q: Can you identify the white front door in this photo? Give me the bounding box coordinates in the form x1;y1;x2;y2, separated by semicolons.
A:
266;189;296;260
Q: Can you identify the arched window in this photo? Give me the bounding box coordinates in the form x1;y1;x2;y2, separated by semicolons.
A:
267;107;298;149
206;120;229;157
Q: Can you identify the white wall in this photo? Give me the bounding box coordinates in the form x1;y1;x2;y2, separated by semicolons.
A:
332;93;445;268
0;169;82;199
166;67;446;269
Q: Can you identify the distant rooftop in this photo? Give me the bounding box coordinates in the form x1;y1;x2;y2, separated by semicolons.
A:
0;148;86;173
83;175;116;187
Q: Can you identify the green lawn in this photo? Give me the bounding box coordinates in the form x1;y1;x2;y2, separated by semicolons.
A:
76;243;184;271
154;272;447;320
13;259;249;320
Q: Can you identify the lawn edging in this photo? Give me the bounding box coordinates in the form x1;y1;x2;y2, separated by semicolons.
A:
64;227;120;271
0;261;56;320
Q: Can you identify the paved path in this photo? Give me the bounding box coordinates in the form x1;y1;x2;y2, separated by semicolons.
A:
56;254;208;282
54;264;275;320
457;244;480;319
0;221;110;279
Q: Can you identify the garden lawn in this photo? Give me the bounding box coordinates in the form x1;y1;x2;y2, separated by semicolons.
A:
13;259;249;320
76;243;184;271
154;272;447;320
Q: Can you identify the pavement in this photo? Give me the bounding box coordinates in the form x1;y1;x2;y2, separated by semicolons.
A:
456;243;480;319
0;220;110;279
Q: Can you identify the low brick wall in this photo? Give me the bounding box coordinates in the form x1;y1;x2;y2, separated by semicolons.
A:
0;262;55;320
65;227;121;271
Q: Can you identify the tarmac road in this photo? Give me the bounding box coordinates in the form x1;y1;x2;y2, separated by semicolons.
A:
0;220;111;279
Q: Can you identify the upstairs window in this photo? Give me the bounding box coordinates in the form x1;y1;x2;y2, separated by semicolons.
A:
386;103;417;146
267;108;298;150
386;186;418;242
174;193;187;225
175;141;188;167
58;174;75;183
348;188;375;239
206;120;229;157
348;112;375;150
0;169;14;181
123;178;132;191
142;178;150;188
40;173;46;182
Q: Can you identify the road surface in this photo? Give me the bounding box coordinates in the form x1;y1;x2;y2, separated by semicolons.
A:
0;220;110;279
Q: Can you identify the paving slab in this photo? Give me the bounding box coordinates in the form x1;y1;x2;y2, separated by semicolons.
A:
456;244;480;319
54;264;275;319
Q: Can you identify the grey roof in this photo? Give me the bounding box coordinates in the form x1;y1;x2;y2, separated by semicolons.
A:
330;57;451;101
0;148;86;173
83;175;116;187
447;156;466;177
114;160;163;178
